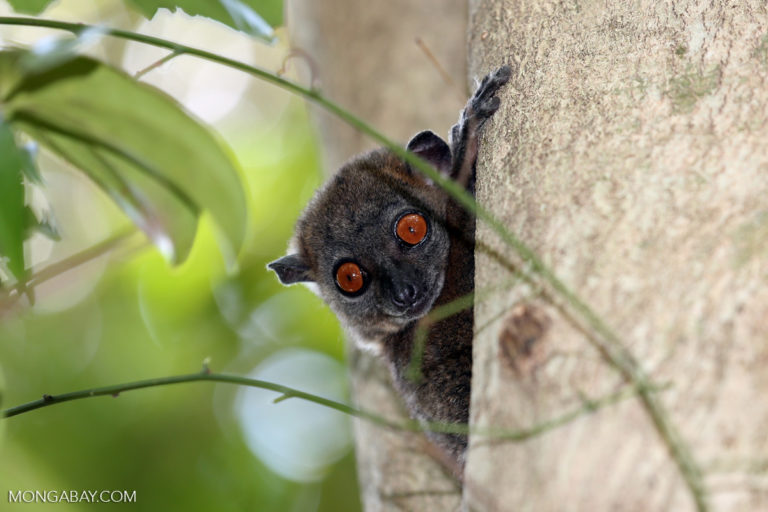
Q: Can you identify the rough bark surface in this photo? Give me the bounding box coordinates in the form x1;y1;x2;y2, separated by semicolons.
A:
466;1;768;511
286;2;468;510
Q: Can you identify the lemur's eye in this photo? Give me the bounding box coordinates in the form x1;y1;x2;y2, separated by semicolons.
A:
395;213;428;246
335;261;365;294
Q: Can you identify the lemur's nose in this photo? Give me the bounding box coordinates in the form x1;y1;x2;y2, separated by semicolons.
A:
391;282;422;309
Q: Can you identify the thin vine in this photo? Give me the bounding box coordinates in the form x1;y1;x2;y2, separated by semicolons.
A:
1;367;664;443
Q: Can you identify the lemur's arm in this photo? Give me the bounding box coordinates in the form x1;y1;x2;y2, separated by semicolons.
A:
404;65;511;191
449;65;512;189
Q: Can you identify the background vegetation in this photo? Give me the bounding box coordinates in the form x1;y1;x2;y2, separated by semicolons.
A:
0;1;362;510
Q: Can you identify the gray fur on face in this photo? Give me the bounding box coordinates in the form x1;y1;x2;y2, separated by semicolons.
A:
292;149;451;346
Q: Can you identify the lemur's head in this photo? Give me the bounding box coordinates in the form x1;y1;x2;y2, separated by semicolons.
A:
268;132;455;347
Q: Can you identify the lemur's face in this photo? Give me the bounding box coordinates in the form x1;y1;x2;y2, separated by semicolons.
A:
268;146;452;344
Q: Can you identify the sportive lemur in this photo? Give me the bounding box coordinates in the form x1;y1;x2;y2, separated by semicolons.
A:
268;65;511;476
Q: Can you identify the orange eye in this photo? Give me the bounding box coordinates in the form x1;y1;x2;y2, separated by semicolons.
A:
335;262;364;294
396;213;428;245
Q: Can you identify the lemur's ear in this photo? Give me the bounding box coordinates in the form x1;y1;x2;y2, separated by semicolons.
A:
406;130;452;176
267;254;314;284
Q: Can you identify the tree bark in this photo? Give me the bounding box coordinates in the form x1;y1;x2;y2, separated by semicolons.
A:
466;1;768;511
286;2;468;510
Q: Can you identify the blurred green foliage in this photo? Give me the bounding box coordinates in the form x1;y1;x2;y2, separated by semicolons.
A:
0;2;362;510
1;49;247;266
0;100;361;511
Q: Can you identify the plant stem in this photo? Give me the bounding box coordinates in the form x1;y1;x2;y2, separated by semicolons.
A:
1;370;654;442
1;226;138;302
134;49;183;79
0;371;394;425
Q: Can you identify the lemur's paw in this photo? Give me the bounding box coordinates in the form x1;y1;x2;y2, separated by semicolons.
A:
471;65;511;118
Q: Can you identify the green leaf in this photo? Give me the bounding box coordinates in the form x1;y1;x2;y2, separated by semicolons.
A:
0;119;27;281
1;50;247;265
18;121;200;262
0;49;24;99
127;0;281;40
5;0;52;15
6;0;283;39
6;0;282;39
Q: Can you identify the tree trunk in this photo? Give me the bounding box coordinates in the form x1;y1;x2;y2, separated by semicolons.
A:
466;1;768;511
286;2;468;510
